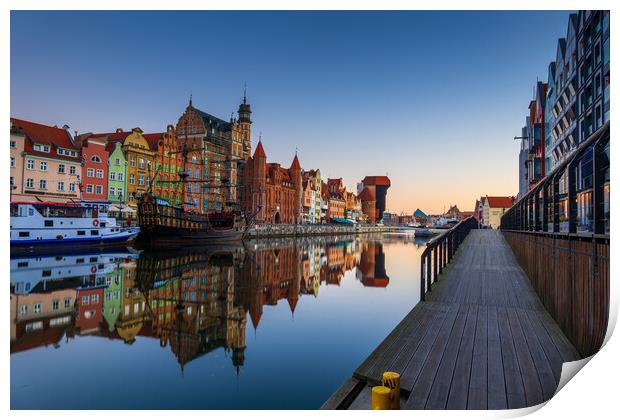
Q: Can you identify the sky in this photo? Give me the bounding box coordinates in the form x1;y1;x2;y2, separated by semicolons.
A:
10;10;572;214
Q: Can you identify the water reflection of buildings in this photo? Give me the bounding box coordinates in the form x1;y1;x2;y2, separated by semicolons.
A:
10;237;390;371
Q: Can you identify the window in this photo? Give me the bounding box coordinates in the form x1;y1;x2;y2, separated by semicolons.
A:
27;159;34;170
110;172;116;181
117;187;123;197
130;156;136;167
129;174;135;185
70;166;77;175
91;230;99;235
110;186;116;196
86;184;93;193
117;172;124;181
139;158;145;169
138;175;144;186
33;144;50;153
91;155;102;163
10;140;16;148
91;294;99;304
82;295;90;305
34;303;41;313
87;168;95;177
26;178;34;188
77;230;85;236
115;158;121;165
53;300;59;311
95;185;103;195
64;298;72;308
58;164;65;173
39;179;47;189
40;161;48;171
10;176;14;187
194;169;200;178
96;169;104;179
188;183;192;192
20;305;28;315
69;183;76;192
58;181;65;192
10;157;15;167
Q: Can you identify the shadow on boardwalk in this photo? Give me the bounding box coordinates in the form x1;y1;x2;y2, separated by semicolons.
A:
322;230;581;410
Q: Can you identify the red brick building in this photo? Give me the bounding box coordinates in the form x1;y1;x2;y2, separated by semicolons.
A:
358;175;391;223
241;141;302;224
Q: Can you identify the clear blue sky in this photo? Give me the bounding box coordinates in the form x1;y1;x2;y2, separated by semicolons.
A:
11;10;572;213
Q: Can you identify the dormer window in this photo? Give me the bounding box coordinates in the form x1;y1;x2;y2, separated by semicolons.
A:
33;144;50;153
58;148;78;157
91;155;102;163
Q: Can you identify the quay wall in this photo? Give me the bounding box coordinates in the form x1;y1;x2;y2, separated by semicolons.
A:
245;224;399;239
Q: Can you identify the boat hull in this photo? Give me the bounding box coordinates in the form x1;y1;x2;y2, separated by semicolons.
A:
10;230;140;252
138;225;244;247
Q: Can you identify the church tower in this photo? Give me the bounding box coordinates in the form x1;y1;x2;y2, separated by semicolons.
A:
238;88;252;159
290;153;302;224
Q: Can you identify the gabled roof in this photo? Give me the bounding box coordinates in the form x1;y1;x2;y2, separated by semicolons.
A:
11;117;81;161
194;108;231;132
143;133;164;151
486;196;514;209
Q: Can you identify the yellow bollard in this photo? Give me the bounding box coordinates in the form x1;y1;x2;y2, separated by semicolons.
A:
371;386;391;410
382;371;401;409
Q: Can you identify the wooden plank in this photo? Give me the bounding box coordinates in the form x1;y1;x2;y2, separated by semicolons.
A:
516;307;559;402
506;306;544;406
497;306;526;409
447;305;479;409
467;305;488;409
320;378;363;410
425;304;469;409
487;305;507;410
403;304;460;409
354;304;422;377
376;302;439;384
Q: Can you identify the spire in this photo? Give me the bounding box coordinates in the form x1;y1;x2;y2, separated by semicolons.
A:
290;152;301;170
189;94;192;107
243;82;247;105
253;140;266;159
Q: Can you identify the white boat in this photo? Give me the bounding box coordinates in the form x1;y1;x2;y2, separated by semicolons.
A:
10;201;140;249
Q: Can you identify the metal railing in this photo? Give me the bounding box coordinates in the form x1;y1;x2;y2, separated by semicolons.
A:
500;122;610;357
419;217;479;301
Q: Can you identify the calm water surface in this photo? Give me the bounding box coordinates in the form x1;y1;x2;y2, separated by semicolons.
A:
10;233;426;409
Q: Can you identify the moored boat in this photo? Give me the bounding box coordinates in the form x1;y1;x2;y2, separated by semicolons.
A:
137;193;245;246
10;201;140;250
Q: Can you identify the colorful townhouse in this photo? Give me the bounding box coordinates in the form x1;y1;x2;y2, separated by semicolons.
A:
106;140;128;205
10;118;82;203
78;135;109;202
151;125;184;206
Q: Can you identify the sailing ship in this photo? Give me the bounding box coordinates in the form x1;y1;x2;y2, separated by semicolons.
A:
137;142;248;246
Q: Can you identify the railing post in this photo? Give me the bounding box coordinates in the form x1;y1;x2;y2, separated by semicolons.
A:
438;238;443;274
420;254;425;301
433;243;438;283
426;251;432;293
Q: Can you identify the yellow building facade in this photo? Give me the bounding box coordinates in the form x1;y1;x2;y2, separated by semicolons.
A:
123;128;156;212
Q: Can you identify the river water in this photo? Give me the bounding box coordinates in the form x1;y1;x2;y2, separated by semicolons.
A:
10;233;426;409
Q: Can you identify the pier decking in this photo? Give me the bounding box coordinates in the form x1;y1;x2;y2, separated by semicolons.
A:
322;230;581;410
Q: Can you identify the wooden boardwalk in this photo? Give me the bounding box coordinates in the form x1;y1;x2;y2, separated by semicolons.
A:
322;230;581;410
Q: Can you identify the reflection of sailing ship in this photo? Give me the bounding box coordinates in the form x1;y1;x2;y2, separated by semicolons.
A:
10;237;390;370
135;246;248;372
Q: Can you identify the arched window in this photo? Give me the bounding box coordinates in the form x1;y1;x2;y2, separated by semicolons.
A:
91;155;102;163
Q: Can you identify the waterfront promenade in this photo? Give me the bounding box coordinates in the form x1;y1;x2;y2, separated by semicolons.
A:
322;230;581;410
